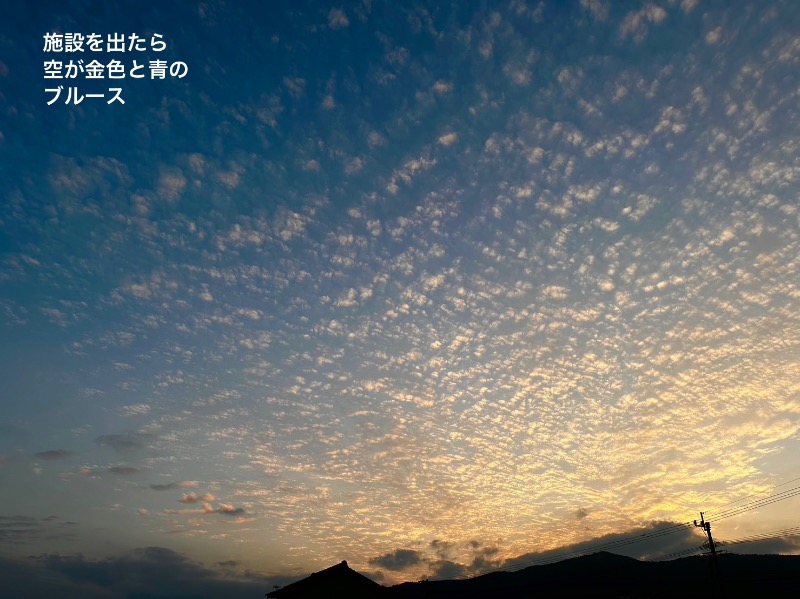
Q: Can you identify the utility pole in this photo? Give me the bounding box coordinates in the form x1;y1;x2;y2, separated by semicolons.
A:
694;512;720;593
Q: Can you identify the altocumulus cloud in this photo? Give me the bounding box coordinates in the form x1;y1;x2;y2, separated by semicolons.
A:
179;491;215;504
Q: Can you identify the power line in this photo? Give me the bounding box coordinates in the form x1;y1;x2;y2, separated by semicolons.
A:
648;543;708;562
708;476;800;512
710;484;800;516
637;525;800;562
716;526;800;548
707;486;800;522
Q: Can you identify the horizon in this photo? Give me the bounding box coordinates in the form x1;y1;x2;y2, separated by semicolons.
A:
1;1;800;597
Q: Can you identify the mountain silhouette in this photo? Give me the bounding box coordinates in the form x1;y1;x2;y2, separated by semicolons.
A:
268;552;800;598
390;551;800;598
266;560;389;598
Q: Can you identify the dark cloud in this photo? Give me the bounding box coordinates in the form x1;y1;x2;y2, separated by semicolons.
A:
34;449;73;460
721;536;800;555
474;545;499;557
370;541;504;580
469;543;501;574
150;482;176;490
11;547;287;599
503;521;704;569
94;432;152;453
107;465;141;475
0;555;108;599
369;549;425;571
575;508;589;520
215;504;245;516
430;559;467;579
469;554;499;573
0;515;41;545
430;539;455;559
150;480;197;490
0;515;76;546
425;541;503;580
364;569;386;582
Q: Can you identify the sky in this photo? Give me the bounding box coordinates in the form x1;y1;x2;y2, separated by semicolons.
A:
1;0;800;596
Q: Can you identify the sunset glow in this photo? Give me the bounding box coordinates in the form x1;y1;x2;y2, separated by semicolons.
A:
1;1;799;595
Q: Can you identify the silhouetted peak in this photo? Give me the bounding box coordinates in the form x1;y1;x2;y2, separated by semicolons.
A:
267;559;386;598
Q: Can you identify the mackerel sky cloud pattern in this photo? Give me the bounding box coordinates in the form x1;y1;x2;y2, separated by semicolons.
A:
0;0;799;590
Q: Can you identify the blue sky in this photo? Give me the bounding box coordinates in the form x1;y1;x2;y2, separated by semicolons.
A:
1;0;799;595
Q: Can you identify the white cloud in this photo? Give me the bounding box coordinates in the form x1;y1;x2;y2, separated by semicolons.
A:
122;404;151;416
706;26;722;45
543;285;568;299
387;154;436;194
158;170;186;203
619;4;668;43
368;131;385;148
437;132;459;147
328;8;349;29
580;0;608;21
283;77;306;99
622;194;658;221
432;80;452;94
345;157;364;175
503;63;532;86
